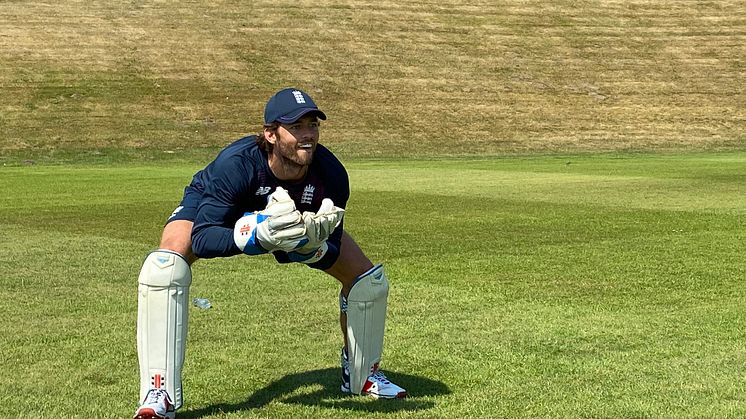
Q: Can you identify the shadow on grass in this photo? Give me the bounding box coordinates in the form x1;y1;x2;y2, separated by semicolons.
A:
179;367;450;418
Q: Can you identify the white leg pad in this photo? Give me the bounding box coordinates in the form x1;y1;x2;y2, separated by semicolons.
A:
137;250;192;409
345;264;389;395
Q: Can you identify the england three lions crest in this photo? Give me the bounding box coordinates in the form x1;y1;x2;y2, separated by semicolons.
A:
301;185;314;205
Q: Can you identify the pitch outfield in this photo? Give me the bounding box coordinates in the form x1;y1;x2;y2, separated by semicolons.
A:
1;153;744;418
1;0;744;417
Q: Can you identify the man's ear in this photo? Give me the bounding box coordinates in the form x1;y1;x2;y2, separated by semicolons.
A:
264;126;278;144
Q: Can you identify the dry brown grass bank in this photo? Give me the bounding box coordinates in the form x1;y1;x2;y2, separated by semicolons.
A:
1;1;744;159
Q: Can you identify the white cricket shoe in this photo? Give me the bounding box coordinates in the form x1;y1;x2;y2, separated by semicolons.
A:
359;371;408;399
134;389;175;419
341;349;407;399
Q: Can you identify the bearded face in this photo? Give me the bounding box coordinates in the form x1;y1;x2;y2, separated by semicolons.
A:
266;115;320;179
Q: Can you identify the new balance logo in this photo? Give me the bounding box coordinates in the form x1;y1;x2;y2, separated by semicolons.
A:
292;90;306;104
255;187;271;195
301;185;315;204
168;206;184;220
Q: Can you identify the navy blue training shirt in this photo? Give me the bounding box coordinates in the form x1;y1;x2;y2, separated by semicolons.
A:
189;135;349;260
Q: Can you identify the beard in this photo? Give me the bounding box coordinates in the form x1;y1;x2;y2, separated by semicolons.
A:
274;137;315;168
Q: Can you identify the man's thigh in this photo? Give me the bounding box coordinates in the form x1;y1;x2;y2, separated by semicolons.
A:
160;220;196;264
325;232;374;288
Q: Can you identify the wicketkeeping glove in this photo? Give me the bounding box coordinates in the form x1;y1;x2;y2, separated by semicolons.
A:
233;187;308;255
287;198;345;264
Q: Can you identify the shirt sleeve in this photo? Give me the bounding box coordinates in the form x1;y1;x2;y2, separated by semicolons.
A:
191;156;251;258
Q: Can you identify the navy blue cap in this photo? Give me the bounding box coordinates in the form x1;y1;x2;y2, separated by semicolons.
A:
263;88;327;125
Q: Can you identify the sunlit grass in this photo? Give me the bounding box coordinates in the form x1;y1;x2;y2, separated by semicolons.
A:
1;154;745;417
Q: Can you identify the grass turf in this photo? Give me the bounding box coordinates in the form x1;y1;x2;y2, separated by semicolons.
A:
1;1;745;417
1;153;744;418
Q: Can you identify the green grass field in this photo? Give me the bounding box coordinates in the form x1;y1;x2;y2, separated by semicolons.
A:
2;154;745;418
1;0;745;418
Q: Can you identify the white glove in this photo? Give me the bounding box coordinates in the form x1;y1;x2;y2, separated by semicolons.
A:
288;198;344;263
234;187;307;254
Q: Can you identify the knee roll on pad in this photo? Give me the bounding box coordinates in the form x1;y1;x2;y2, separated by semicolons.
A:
137;250;192;409
344;264;389;395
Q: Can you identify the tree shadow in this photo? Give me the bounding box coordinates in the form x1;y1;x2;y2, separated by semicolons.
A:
179;368;450;418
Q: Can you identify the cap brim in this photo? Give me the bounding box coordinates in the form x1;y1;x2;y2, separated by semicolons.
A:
276;108;327;124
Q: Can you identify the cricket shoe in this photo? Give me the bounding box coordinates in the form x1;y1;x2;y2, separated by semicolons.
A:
134;389;175;419
340;349;407;399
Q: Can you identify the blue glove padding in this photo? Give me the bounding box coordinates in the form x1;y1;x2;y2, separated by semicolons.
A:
235;212;270;255
287;241;330;264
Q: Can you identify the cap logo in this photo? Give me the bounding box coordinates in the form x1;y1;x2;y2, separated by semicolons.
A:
292;90;306;104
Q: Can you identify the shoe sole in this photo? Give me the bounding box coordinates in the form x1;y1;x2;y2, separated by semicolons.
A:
341;384;407;399
134;407;172;419
368;390;407;399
